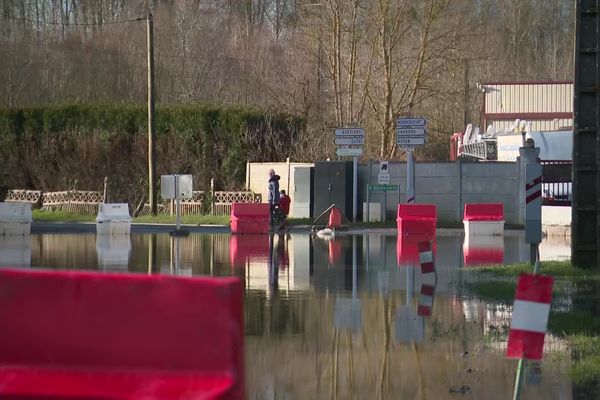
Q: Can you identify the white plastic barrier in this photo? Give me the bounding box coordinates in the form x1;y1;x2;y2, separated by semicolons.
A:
96;203;132;235
0;203;32;235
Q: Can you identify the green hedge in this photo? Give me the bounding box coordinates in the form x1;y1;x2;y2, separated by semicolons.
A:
0;103;303;204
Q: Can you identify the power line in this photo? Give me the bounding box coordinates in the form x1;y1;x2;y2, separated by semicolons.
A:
7;16;145;27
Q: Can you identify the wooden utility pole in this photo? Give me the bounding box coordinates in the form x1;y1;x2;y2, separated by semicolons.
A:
147;12;157;215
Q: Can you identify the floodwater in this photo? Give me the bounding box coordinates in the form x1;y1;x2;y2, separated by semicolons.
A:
0;231;579;399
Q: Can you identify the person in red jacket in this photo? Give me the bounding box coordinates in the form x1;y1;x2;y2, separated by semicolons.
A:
278;190;291;216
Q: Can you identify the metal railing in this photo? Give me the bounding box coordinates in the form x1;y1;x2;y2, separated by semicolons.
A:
459;139;498;161
541;160;572;206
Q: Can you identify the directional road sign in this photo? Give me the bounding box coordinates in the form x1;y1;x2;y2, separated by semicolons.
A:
397;117;427;127
336;147;363;157
397;128;426;136
368;184;397;192
335;128;365;137
397;136;427;146
335;136;365;145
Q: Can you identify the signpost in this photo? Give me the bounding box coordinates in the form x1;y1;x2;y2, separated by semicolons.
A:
334;137;365;146
336;147;363;157
334;127;365;222
378;161;390;184
368;184;397;192
396;117;427;204
397;137;427;146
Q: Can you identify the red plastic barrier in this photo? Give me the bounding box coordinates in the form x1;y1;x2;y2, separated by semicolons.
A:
397;204;437;235
229;234;270;267
463;203;504;221
230;203;270;234
0;269;244;400
328;207;343;229
396;233;436;267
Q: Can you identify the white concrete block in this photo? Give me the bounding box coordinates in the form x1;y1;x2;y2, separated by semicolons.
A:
96;203;131;235
363;202;381;222
464;220;505;236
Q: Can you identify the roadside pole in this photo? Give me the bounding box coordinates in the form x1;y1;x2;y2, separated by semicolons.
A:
396;117;427;203
367;161;372;223
513;142;544;400
334;127;364;222
147;12;157;215
353;156;358;222
406;148;415;203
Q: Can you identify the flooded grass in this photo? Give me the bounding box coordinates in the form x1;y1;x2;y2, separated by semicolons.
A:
133;214;230;225
469;260;600;279
32;210;96;222
467;260;600;392
465;281;515;304
570;335;600;388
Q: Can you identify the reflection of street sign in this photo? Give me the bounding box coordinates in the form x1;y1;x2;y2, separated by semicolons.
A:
335;128;365;137
368;184;397;192
395;306;424;343
334;298;362;332
397;128;426;136
397;136;427;146
397;117;427;127
335;136;365;145
378;271;389;297
336;147;363;157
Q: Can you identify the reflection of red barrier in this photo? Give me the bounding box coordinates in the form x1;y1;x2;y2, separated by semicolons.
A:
0;269;244;399
328;207;343;229
463;235;504;266
230;234;270;267
397;204;436;235
230;203;270;234
397;234;436;267
328;239;343;265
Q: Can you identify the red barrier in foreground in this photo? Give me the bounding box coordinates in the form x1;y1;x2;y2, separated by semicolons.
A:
0;268;244;400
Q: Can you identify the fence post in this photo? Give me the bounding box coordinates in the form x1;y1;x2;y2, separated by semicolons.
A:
103;176;108;203
210;178;215;215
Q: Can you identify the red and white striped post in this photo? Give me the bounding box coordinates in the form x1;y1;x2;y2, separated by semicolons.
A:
525;164;543;266
418;241;435;274
417;283;435;317
417;241;437;316
508;273;554;399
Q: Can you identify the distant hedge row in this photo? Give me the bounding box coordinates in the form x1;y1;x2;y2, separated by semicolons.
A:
0;103;303;203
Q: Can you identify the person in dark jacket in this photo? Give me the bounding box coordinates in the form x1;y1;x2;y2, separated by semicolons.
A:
268;169;280;223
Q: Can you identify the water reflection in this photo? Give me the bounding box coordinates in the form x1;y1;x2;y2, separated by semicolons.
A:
96;235;131;271
23;231;573;399
463;234;504;267
0;235;31;268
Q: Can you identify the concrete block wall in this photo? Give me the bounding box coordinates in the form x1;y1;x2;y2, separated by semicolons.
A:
359;161;520;224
